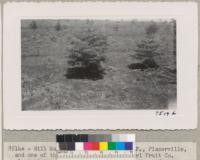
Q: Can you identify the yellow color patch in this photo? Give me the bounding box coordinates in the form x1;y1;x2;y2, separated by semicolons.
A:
99;142;108;150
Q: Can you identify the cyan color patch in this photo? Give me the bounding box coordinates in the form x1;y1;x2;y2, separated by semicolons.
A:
116;142;125;150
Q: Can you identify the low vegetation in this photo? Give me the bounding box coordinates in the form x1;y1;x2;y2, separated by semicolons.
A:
21;19;176;110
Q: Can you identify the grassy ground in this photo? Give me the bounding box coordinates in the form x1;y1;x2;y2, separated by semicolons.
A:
21;20;176;110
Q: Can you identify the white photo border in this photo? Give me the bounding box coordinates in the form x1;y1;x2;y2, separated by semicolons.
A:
3;2;198;130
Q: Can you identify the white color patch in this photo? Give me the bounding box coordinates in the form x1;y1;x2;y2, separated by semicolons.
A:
75;142;84;151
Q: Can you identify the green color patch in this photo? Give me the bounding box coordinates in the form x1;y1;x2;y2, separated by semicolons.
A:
108;142;116;150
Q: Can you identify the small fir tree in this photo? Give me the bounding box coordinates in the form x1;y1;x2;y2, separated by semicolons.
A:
55;21;62;31
145;23;158;36
129;24;159;69
134;38;158;61
29;21;37;30
113;24;119;32
66;27;107;80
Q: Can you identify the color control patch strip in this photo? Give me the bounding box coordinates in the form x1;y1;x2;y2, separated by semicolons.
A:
56;134;135;151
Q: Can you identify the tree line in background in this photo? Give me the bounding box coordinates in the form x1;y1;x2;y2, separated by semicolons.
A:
30;20;62;31
29;20;174;80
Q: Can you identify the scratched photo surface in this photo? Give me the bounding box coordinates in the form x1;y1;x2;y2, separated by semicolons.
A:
21;19;176;110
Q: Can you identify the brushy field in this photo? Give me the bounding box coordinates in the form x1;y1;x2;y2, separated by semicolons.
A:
21;20;176;110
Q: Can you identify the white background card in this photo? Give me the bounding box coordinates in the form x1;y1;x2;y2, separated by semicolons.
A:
3;2;198;130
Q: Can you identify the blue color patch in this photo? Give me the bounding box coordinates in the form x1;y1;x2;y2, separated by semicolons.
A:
125;142;133;150
116;142;125;150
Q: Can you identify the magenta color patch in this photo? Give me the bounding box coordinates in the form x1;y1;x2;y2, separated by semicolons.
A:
84;142;93;150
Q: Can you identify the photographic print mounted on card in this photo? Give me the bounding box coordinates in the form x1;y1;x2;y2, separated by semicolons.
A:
3;2;198;129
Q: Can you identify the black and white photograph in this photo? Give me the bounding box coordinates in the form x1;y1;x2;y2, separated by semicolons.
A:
21;19;177;110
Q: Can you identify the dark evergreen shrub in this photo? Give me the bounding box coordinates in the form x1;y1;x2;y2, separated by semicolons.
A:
66;27;107;80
